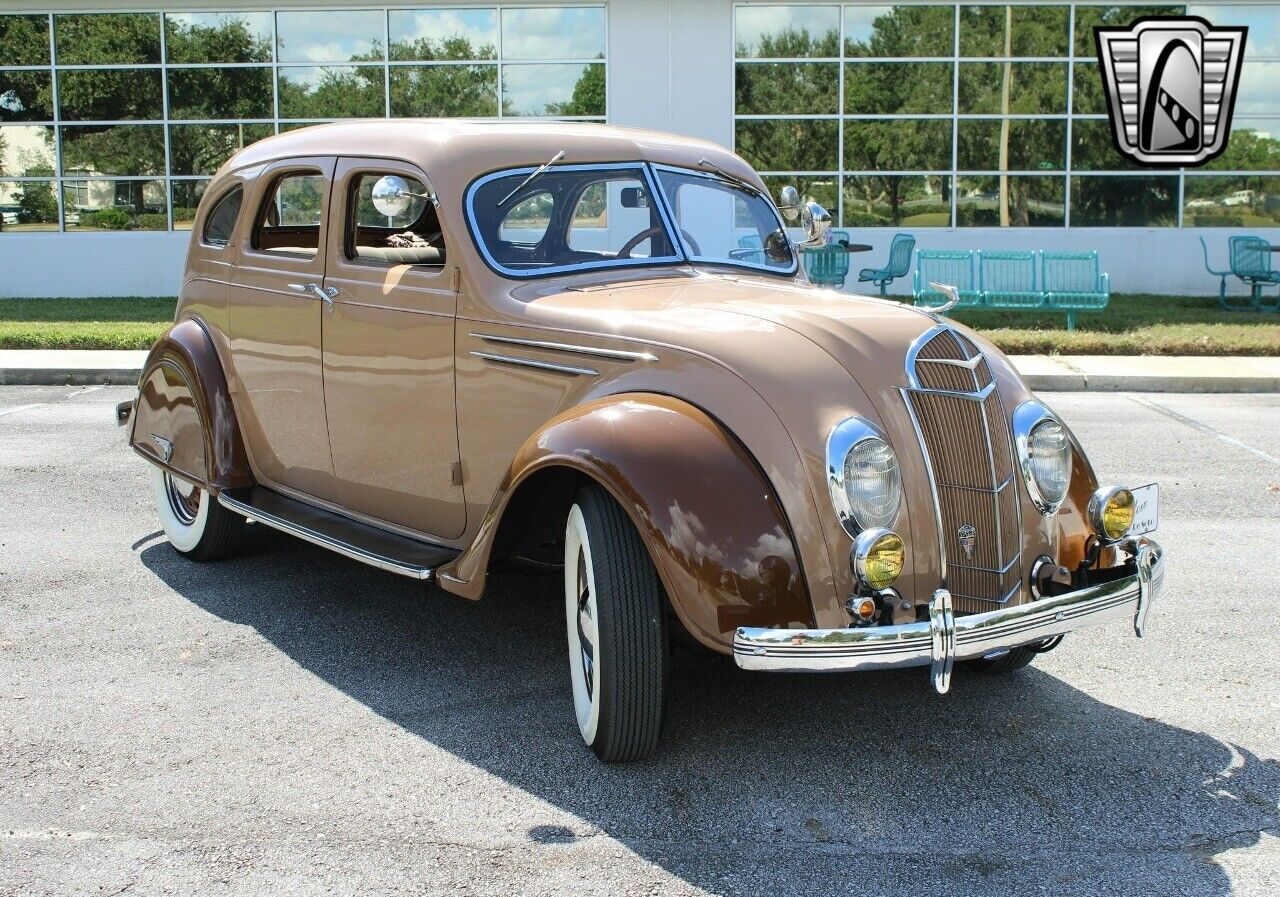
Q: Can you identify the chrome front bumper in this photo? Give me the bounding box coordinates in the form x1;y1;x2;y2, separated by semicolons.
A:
734;538;1164;694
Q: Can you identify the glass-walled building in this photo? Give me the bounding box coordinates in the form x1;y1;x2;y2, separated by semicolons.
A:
1;0;1277;297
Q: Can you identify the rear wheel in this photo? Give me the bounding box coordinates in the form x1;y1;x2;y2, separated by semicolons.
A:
149;465;246;561
563;484;667;762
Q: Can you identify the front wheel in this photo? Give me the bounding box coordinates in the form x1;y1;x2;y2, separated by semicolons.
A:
563;484;668;762
149;465;246;561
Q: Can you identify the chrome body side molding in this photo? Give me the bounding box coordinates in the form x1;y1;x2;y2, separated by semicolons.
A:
469;350;599;377
470;332;658;363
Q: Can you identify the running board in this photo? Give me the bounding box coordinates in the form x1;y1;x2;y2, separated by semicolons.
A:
217;487;459;580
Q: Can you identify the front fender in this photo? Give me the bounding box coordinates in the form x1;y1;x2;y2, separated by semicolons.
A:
436;394;814;651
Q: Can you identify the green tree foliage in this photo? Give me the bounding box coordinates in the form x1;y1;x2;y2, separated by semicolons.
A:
164;15;271;64
54;12;161;65
0;13;50;66
544;61;606;117
277;64;387;119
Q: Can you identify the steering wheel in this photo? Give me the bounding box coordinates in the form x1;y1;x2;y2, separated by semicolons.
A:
617;226;702;259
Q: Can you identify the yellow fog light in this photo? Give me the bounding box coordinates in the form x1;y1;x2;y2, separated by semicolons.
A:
852;529;905;590
1088;486;1135;541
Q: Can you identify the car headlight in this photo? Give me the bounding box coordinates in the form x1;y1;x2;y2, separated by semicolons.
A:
1088;485;1135;541
1013;401;1073;515
827;417;902;535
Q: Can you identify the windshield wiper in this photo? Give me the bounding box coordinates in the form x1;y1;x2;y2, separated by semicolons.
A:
697;158;763;198
496;150;566;208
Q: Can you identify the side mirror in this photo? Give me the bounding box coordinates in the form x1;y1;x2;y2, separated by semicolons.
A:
371;175;431;218
796;200;832;248
777;185;801;222
620;186;649;208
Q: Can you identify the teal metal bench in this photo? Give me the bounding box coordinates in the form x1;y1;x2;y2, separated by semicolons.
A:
980;250;1043;310
913;250;981;309
858;233;916;296
1229;235;1280;312
736;233;765;265
803;244;850;287
1041;251;1110;331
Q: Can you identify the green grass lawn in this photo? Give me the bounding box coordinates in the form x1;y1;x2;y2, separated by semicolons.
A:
1;293;1278;355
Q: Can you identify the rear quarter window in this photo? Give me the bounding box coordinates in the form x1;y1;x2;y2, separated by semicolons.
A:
201;186;242;247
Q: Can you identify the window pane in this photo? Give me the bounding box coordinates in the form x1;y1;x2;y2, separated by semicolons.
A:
0;14;51;66
57;69;162;121
844;119;952;171
759;174;839;215
1203;119;1280;172
0;71;53;122
736;5;839;58
1187;5;1280;57
389;8;497;61
60;124;165;176
843;175;952;227
1072;5;1187;57
278;66;386;119
844;5;954;58
1237;62;1280;117
1183;175;1280;227
169;67;274;120
64;178;167;230
956;175;1064;225
959;5;1069;58
169;123;274;176
276;10;385;63
165;13;273;64
502;63;604;116
736;62;838;115
1071;118;1146;170
0;179;58;231
1069;175;1177;226
736;118;838;171
171;179;209;230
1072;61;1106;115
0;125;55;175
501;8;605;60
957;119;1066;170
959;62;1067;114
845;61;952;114
390;65;498;117
353;172;429;229
55;13;161;65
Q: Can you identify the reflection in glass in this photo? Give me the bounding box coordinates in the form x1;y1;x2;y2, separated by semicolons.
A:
956;175;1064;226
959;5;1069;57
957;118;1066;170
1070;175;1177;226
845;61;953;114
1183;174;1280;227
736;5;840;58
0;71;54;122
1072;61;1107;115
1187;5;1280;57
275;10;385;63
501;63;604;116
60;124;165;176
165;13;273;64
277;66;386;119
736;118;839;171
0;179;58;231
171;179;209;230
62;178;167;230
1235;62;1280;118
501;7;606;60
390;66;498;117
168;68;274;120
843;175;952;227
1204;119;1280;172
1072;5;1188;57
0;14;51;66
55;13;162;65
844;119;952;171
844;5;954;58
390;8;497;61
1071;118;1146;171
737;62;838;115
0;126;55;176
759;174;839;216
57;69;163;121
169;123;273;176
959;62;1068;114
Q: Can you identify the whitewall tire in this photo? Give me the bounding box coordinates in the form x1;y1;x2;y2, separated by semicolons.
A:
149;465;246;561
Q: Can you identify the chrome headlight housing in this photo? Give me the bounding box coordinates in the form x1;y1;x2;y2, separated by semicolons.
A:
827;417;902;536
1012;401;1073;515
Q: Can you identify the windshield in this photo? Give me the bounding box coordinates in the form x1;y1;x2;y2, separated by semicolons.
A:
465;162;795;279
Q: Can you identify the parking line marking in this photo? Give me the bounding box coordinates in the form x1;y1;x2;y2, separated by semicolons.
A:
1130;395;1280;468
0;403;46;419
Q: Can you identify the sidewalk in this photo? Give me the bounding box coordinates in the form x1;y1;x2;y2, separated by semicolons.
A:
2;349;1279;392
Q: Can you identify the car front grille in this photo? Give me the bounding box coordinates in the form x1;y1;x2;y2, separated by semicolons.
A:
902;328;1023;615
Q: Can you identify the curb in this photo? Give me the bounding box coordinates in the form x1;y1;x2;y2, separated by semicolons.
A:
0;368;141;386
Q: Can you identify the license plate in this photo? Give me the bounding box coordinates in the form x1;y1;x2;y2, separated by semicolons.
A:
1128;483;1159;536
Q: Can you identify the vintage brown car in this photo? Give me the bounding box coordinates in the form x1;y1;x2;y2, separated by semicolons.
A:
119;120;1165;762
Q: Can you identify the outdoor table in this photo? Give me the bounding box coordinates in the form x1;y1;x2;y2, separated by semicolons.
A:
836;243;874;253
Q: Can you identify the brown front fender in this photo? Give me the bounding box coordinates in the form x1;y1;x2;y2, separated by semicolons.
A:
436;394;815;652
129;317;251;490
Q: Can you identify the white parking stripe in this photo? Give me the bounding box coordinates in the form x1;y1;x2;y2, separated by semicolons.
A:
0;403;46;419
1130;395;1280;467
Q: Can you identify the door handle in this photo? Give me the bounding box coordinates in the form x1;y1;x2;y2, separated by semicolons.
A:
309;283;338;314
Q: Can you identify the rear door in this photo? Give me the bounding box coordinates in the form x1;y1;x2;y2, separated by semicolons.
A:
319;156;464;539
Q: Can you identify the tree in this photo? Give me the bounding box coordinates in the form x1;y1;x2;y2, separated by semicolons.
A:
542;60;606;117
388;38;499;117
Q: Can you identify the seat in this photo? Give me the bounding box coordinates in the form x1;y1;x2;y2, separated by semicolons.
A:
354;245;443;265
1199;236;1249;311
1228;236;1280;312
802;244;850;288
913;250;981;310
980;250;1043;309
857;233;915;296
1041;251;1110;331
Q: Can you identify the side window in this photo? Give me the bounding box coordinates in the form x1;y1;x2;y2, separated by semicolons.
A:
567;177;657;257
253;171;325;257
347;171;445;267
499;191;553;245
201;186;242;247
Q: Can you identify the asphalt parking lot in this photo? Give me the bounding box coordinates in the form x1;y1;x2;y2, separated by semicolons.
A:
2;385;1278;896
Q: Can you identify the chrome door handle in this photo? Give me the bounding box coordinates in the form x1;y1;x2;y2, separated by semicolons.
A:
308;283;338;314
287;282;309;292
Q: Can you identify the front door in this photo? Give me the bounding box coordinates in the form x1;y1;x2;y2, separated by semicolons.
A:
319;157;465;539
229;157;339;502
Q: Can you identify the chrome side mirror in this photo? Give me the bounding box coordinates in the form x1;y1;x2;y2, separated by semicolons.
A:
371;175;433;218
777;185;801;222
796;200;832;248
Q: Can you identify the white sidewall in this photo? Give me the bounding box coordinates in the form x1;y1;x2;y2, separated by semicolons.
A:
564;504;601;746
149;465;210;554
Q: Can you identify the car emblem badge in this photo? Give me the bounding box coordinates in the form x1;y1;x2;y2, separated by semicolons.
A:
957;523;976;561
1095;16;1247;167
